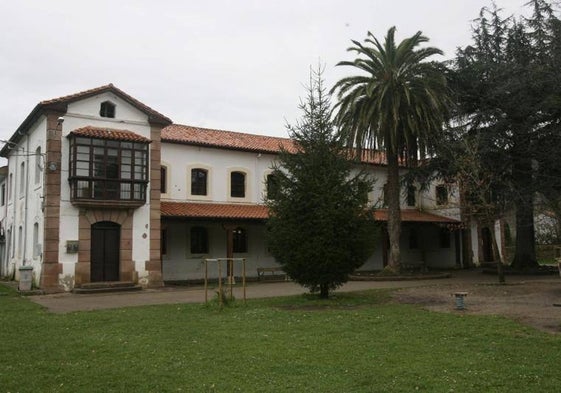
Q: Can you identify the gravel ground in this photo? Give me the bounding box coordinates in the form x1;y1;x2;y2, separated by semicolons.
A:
392;273;561;334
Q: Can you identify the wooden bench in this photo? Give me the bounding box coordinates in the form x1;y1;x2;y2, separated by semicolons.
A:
257;267;288;281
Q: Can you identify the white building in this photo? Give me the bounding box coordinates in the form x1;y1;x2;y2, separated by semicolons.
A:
0;84;491;292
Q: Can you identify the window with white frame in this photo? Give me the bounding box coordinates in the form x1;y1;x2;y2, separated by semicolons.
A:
18;226;22;258
100;101;116;118
230;171;246;198
19;162;25;196
33;223;40;257
190;226;209;254
191;168;208;196
35;146;42;184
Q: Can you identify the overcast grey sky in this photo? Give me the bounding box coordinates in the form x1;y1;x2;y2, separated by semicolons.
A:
1;0;528;142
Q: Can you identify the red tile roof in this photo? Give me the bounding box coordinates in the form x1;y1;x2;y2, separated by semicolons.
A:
161;201;459;223
161;202;269;220
162;124;389;165
162;124;295;154
69;126;151;143
1;83;171;157
41;83;172;125
374;209;459;223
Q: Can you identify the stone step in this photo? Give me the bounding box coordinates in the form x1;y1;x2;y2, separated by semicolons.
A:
73;281;142;294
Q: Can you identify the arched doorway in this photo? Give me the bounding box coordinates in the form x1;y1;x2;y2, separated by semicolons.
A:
91;221;120;282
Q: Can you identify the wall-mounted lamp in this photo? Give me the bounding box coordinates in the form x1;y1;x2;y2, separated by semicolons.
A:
48;162;57;171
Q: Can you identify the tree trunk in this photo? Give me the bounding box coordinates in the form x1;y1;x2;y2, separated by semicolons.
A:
510;136;539;269
386;151;402;273
489;222;505;284
511;201;538;269
319;283;329;299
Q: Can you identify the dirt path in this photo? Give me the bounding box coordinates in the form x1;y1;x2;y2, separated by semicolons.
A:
392;274;561;334
25;270;561;333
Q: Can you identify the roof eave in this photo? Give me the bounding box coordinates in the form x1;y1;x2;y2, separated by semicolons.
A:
0;102;67;158
161;138;281;155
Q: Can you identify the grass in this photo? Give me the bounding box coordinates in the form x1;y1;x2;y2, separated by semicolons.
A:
1;284;561;392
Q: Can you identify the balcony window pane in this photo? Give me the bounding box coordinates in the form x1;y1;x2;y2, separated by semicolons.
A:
70;135;148;203
120;183;131;199
121;165;131;179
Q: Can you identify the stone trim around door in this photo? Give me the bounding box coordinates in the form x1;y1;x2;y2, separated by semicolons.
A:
75;209;134;287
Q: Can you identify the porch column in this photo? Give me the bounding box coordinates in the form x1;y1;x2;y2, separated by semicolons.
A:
222;224;235;277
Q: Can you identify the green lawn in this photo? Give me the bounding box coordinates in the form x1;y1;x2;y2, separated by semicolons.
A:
1;284;560;392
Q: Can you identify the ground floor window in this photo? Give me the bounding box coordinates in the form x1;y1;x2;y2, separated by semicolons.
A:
190;227;209;254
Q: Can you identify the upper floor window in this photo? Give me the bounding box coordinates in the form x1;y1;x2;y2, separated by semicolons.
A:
266;174;279;200
8;173;12;201
35;147;42;184
233;227;247;253
191;168;208;196
230;171;246;198
0;184;4;206
68;135;149;204
18;226;22;258
407;185;416;207
100;101;116;118
19;162;25;196
190;226;209;254
161;166;167;194
436;185;449;206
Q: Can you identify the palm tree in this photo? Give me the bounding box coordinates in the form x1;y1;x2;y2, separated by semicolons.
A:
331;27;450;272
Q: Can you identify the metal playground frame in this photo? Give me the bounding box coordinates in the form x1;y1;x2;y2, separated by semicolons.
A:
203;258;247;305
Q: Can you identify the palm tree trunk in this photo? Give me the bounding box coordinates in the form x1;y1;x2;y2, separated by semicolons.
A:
386;151;402;273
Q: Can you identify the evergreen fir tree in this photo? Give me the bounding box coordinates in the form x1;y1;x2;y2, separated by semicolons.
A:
266;67;378;298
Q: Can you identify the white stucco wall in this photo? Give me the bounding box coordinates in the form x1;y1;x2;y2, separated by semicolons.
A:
162;221;275;281
56;92;154;286
1;91;159;289
160;144;459;280
162;143;278;204
3;116;47;286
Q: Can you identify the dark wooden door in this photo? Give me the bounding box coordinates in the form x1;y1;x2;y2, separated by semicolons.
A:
91;221;120;282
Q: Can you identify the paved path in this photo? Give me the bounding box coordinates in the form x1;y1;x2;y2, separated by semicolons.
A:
27;270;556;314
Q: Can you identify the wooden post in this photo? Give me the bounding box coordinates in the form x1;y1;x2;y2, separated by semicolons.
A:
229;258;234;300
242;258;246;303
204;259;208;303
218;259;223;307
